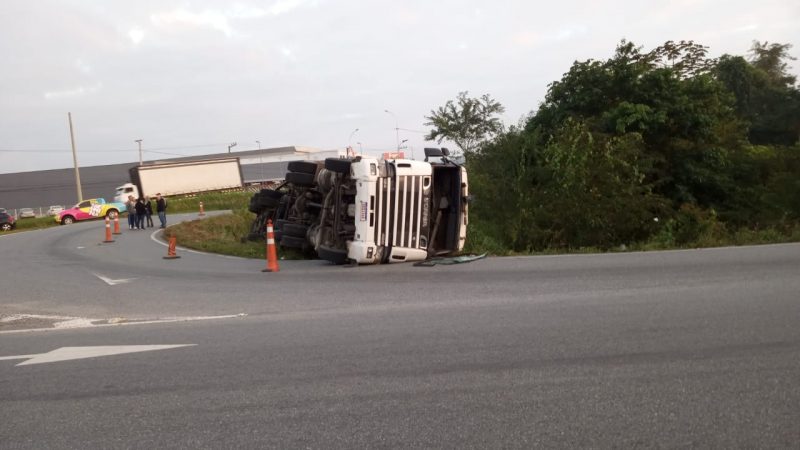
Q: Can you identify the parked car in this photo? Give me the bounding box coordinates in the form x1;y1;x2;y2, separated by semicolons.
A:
18;208;36;219
47;205;64;216
0;211;16;231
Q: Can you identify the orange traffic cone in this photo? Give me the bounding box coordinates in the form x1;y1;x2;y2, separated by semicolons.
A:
163;236;181;259
103;217;115;243
112;216;121;235
198;201;206;217
262;219;280;272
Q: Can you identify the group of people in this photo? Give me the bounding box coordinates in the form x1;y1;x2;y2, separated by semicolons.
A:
125;193;167;230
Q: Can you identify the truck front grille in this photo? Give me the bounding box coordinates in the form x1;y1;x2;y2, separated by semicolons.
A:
374;174;429;251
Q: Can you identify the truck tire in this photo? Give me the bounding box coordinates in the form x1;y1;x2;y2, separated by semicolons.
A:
256;195;280;209
283;223;308;238
317;245;349;265
279;235;307;249
285;171;316;187
248;198;262;214
287;161;318;174
259;189;284;199
324;158;352;174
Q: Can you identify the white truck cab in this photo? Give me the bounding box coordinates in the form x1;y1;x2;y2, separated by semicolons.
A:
345;154;468;264
249;148;468;265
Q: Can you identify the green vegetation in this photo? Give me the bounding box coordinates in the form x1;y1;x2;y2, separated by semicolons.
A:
12;215;59;231
433;40;800;254
165;208;266;258
164;191;253;214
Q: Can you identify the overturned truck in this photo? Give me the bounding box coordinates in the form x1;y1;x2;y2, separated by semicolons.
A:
247;148;469;264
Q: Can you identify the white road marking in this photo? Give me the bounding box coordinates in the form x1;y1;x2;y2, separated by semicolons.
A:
0;313;247;334
1;345;195;366
92;273;136;285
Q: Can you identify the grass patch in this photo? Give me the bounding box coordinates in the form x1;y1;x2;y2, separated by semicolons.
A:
7;215;60;233
166;208;311;260
166;209;265;258
164;191;254;214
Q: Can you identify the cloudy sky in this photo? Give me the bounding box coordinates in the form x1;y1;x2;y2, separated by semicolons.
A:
1;0;798;174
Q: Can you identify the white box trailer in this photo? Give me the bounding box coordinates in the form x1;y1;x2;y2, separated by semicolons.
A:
115;158;243;202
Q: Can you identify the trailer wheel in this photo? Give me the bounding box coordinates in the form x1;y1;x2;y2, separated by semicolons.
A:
283;223;308;238
279;235;307;249
285;172;316;187
317;245;349;265
324;158;351;174
256;195;280;209
248;200;262;214
287;161;318;174
259;189;284;199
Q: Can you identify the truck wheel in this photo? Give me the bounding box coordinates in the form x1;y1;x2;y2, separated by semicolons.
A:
106;209;119;219
287;161;318;174
248;200;262;214
285;172;316;187
61;216;75;225
324;158;352;174
317;245;349;265
279;235;307;249
283;223;308;238
256;195;279;209
260;189;284;199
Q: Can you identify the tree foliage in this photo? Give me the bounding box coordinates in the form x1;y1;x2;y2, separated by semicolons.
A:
458;39;800;252
424;91;505;156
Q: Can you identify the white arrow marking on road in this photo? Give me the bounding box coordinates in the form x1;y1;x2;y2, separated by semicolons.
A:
0;345;195;366
93;273;137;286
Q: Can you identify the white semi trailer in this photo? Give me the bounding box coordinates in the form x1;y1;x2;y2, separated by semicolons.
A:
114;158;243;202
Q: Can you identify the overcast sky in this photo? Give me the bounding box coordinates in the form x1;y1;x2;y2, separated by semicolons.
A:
1;0;798;174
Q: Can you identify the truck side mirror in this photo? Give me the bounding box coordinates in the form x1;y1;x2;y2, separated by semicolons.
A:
424;148;444;158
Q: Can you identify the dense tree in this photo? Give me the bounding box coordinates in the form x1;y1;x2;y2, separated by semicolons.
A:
456;39;800;252
424;92;505;156
716;42;800;146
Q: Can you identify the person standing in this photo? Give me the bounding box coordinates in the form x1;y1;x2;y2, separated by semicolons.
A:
156;193;167;228
144;197;154;228
134;197;147;230
126;195;137;230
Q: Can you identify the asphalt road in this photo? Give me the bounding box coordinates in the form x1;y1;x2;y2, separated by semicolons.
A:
1;215;799;448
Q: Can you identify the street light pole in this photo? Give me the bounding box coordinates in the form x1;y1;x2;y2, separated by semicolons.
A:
348;128;359;146
135;139;143;165
228;142;237;153
384;109;400;151
256;140;263;183
68;112;83;201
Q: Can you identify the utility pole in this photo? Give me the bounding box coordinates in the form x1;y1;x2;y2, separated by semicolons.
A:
256;140;263;183
68;112;83;201
384;109;400;150
135;139;143;165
